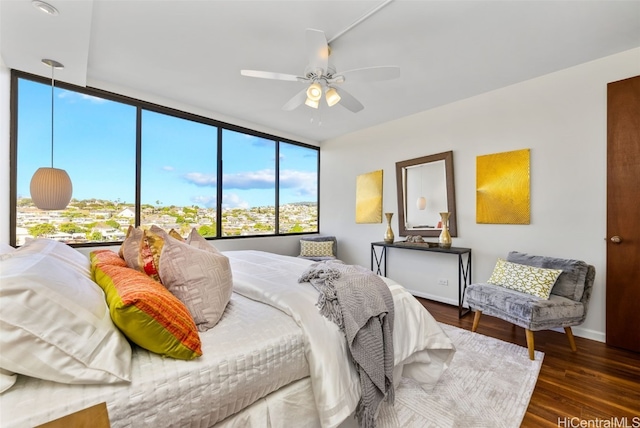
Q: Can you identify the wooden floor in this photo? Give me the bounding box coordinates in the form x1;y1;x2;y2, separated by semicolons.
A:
417;298;640;427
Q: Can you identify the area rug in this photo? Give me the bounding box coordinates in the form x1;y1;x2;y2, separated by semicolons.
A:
378;323;543;428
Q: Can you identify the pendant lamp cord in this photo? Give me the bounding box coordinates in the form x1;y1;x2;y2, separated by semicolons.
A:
50;65;55;169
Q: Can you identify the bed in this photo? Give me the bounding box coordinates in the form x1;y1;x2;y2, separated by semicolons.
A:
0;244;455;428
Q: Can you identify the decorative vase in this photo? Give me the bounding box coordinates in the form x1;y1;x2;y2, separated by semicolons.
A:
384;212;395;244
438;212;452;249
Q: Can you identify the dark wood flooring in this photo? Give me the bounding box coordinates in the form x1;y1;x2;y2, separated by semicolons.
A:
417;298;640;427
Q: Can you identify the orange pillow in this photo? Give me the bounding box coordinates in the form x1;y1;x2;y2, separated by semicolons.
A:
90;250;202;360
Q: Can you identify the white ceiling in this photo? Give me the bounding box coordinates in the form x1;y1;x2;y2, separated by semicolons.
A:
2;0;639;143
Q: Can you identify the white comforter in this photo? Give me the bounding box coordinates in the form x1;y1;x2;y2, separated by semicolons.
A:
224;251;456;428
0;292;309;428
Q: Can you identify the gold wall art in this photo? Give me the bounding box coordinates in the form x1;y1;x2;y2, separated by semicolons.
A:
355;169;383;224
476;148;530;224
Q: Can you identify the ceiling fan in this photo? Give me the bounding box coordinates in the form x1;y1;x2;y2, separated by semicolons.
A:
240;29;400;113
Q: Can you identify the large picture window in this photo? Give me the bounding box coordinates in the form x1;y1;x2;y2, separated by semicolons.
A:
221;129;276;236
141;110;218;238
11;71;319;246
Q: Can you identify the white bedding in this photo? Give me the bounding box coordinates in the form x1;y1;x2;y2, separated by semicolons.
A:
0;250;455;428
0;293;308;428
225;250;456;428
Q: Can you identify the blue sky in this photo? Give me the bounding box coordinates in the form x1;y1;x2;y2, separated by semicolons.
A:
17;78;318;209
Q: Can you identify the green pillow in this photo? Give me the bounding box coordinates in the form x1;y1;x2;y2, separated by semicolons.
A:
487;258;561;299
90;250;202;360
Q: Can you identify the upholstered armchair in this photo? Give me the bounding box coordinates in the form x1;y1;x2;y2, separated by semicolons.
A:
465;251;595;360
298;235;338;262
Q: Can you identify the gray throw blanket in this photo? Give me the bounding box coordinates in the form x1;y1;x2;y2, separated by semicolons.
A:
298;261;394;428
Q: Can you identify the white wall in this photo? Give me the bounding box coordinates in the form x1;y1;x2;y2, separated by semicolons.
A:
320;48;640;342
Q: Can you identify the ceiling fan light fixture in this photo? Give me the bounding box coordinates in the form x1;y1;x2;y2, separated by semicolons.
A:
325;87;341;107
306;82;322;101
32;0;59;16
304;97;319;109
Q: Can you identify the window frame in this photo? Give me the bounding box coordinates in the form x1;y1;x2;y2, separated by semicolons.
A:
9;70;320;247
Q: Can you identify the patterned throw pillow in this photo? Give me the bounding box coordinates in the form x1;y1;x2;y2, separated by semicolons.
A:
120;225;179;283
158;236;232;332
186;227;221;253
300;240;334;258
487;258;562;299
119;225;139;259
90;250;202;360
169;229;185;241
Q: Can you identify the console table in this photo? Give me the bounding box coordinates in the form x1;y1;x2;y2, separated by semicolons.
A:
371;241;472;318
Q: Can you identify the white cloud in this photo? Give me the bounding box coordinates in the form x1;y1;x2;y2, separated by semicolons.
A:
222;193;249;209
58;90;108;104
183;168;316;196
191;195;216;208
184;172;216;186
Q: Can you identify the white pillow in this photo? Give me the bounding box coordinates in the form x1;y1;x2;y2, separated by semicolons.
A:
0;369;17;394
15;238;92;279
0;243;15;256
0;249;132;387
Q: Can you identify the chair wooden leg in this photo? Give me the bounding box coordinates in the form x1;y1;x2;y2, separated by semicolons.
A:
564;327;577;352
525;329;535;360
472;310;482;332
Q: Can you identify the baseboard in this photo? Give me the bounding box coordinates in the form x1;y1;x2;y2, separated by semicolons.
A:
407;289;462;308
565;326;605;343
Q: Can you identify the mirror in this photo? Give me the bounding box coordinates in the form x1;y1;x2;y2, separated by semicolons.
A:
395;151;457;238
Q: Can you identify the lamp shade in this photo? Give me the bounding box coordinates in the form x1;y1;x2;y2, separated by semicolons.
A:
416;196;427;210
306;83;322;101
305;97;319;109
30;167;73;210
325;87;341;107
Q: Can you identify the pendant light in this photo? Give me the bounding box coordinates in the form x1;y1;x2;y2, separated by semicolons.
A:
30;59;73;210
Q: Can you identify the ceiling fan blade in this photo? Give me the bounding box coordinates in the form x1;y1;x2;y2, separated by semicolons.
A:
306;29;328;75
338;66;400;83
334;87;364;113
241;69;302;82
282;88;308;111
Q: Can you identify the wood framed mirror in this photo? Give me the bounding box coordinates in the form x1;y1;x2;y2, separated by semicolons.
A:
395;151;457;238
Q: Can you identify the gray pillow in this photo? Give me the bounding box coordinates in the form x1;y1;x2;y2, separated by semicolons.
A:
507;251;589;301
158;231;232;332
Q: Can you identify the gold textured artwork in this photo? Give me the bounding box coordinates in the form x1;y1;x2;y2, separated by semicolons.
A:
476;149;530;224
355;170;383;224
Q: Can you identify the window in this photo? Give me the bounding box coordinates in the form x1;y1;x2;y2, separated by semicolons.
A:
221;130;276;236
11;71;319;246
15;77;136;245
141;110;218;238
279;142;319;233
